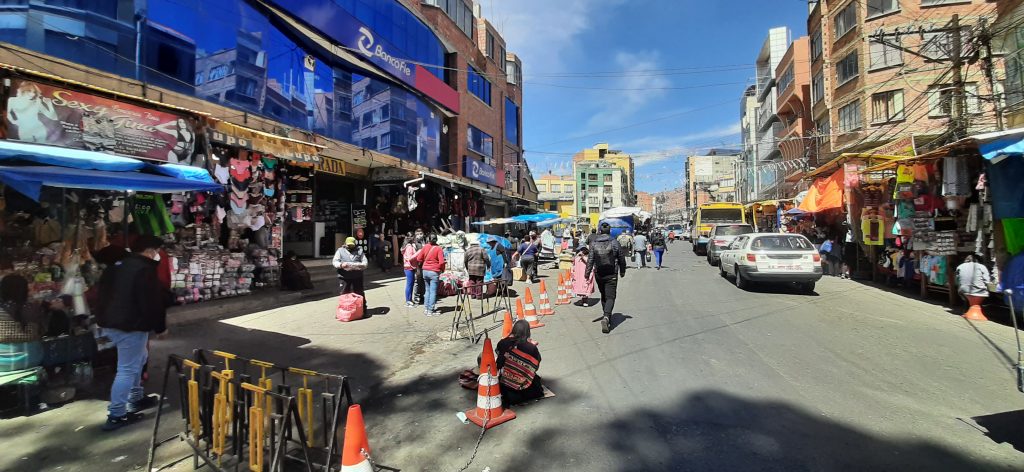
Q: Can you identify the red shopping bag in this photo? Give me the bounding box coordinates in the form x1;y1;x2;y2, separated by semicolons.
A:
335;293;365;322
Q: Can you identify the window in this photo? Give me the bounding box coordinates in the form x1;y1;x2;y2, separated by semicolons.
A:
505;98;520;145
816;118;831;147
550;184;561;192
867;0;899;18
588;174;598;181
777;65;794;93
811;31;823;61
604;185;613;193
812;71;824;104
467;125;494;163
869;37;903;70
838;101;862;132
208;65;228;81
195;72;205;85
836;51;859;86
498;46;506;72
921;0;965;5
1006;42;1024;108
603;174;613;183
380;132;391;149
589;207;600;214
506;60;521;85
928;84;981;117
486;32;495;59
361;136;378;149
237;77;257;97
381;104;390;122
834;2;857;40
361;111;373;129
871;90;904;123
468;65;492;105
921;32;950;60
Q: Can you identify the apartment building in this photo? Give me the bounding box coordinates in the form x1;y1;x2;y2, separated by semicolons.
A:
808;0;1000;160
772;36;814;199
573;143;636;226
752;27;793;199
536;173;577;217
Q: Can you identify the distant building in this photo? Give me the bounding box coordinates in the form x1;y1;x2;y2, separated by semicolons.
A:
687;149;741;208
635;191;654;214
573;143;636;227
535;173;576;218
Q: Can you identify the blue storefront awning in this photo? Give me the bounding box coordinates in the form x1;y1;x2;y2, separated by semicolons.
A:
509;212;558;223
0;140;145;171
0;165;223;201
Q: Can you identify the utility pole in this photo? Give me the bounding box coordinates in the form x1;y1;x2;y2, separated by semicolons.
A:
950;14;967;141
978;18;1005;131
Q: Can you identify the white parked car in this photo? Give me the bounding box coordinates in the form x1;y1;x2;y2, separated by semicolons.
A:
718;233;823;292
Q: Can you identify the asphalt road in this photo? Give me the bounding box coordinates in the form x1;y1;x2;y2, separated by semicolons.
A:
409;244;1024;471
6;245;1024;471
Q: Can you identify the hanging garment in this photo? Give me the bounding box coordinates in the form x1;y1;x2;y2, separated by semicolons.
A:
942;156;970;197
862;215;884;246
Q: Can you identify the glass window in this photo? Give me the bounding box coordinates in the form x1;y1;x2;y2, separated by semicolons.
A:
603;174;612;183
468;65;492;105
505;98;520;145
380;132;391;149
195;72;204;85
777;65;794;93
871;90;904;123
869;37;903;70
816;118;831;147
836;51;859;86
551;184;561;192
588;174;598;181
928;83;980;116
921;32;950;60
712;225;754;236
467;125;494;163
1006;45;1024;108
208;65;228;81
812;71;824;104
811;31;822;61
867;0;899;18
486;32;495;58
838;101;862;132
834;3;857;40
751;235;814;251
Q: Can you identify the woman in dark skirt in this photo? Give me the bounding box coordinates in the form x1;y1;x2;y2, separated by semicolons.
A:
496;320;544;406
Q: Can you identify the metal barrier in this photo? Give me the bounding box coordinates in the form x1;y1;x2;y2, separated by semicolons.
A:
147;349;354;472
450;279;512;342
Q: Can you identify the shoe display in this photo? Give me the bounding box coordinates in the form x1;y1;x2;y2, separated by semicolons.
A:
102;412;144;432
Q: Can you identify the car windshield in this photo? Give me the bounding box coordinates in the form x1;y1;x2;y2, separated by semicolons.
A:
750;235;813;251
713;225;753;236
701;209;743;222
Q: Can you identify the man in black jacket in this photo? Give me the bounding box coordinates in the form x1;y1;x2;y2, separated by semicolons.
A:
96;235;169;431
585;223;627;334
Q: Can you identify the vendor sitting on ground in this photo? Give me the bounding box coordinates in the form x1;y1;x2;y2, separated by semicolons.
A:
496;319;544;406
280;251;314;291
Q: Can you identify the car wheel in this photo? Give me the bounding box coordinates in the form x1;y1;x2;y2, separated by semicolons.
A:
735;266;748;290
719;263;726;278
706;252;713;265
801;282;815;293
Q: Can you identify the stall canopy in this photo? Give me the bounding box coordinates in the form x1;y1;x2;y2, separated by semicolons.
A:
797;168;845;213
509;212;558;223
0;140;221;201
536;217;573;228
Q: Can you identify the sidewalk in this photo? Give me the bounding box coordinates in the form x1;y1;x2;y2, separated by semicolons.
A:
0;262;533;472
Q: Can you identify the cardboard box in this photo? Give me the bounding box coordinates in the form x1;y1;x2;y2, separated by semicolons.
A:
512;267;525;281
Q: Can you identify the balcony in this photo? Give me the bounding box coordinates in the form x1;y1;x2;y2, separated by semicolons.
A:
757;104;779;132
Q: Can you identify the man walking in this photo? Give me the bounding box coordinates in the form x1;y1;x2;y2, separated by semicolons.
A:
333;236;369;310
515;234;540;284
465;238;490;298
585;223;627;334
95;235;168;431
632;231;649;269
616;230;634;260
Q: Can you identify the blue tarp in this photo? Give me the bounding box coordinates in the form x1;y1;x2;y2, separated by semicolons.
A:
0;165;223;201
0;140;144;171
509;212;558;223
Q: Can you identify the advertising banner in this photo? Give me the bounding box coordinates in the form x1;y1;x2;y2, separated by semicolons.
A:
5;80;196;162
463;156;498;186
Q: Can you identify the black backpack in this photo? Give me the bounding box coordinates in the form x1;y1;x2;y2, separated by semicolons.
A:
590;237;617;272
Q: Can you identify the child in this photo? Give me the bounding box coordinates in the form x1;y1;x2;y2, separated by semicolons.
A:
571;244;595;306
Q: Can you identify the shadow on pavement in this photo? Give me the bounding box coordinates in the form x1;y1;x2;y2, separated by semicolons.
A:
971;409;1024;454
516;389;1009;471
609;313;633;330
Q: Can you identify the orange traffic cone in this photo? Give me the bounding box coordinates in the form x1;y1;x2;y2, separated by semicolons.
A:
500;309;514;338
524;287;538;318
556;274;569;305
340;404;373;472
538;280;554;315
465;337;516;429
516;297;544;328
963;295;989;321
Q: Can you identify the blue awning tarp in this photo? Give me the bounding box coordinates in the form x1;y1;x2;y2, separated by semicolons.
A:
509;212;558;223
536;217;572;228
0;140;145;171
0;165;223;201
147;162;217;183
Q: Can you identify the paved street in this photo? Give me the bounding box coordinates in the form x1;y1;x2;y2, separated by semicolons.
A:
5;247;1024;471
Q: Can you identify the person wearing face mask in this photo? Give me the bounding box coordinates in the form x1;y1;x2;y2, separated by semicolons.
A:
95;235;171;431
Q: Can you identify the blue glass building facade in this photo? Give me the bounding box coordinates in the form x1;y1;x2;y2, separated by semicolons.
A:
0;0;448;169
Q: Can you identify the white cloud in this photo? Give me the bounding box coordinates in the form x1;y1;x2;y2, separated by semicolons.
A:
485;0;626;74
582;50;672;130
614;122;742;167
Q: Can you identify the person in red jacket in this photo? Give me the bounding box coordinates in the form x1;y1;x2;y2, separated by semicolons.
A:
415;234;445;316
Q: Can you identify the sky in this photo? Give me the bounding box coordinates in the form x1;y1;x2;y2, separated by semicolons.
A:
484;0;810;193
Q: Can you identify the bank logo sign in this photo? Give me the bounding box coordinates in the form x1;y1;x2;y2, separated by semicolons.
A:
356;26;412;78
464;156;498;186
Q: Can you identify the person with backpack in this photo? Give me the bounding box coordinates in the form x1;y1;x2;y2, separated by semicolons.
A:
650;230;667;270
514;234;540;284
632;231;649;269
616;230;634;260
585;223;627;334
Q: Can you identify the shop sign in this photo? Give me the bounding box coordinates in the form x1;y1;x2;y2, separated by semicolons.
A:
208;130;251;149
5;79;197;162
463;156;498;186
868;135;917;157
273;0;459;113
280;151;321;164
316;156;346;176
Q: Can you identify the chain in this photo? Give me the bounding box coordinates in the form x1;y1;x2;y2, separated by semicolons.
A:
454;415;489;472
